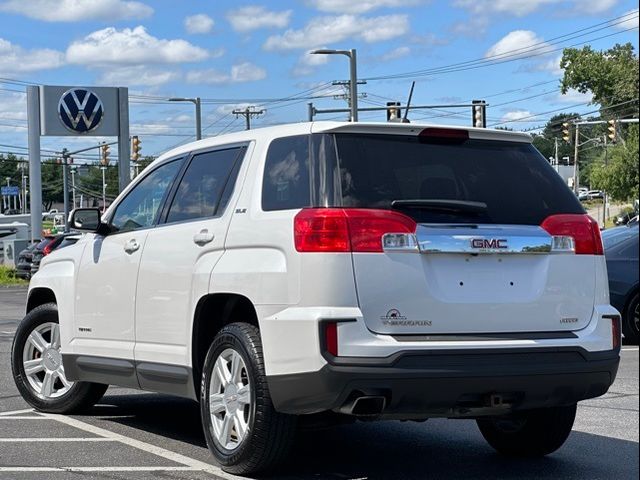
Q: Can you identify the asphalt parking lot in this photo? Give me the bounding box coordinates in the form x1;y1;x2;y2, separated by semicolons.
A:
0;287;638;480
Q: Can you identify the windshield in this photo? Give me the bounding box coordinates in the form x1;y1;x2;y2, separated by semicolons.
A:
333;134;584;225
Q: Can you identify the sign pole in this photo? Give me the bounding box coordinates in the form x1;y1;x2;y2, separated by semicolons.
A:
27;86;42;242
117;87;131;192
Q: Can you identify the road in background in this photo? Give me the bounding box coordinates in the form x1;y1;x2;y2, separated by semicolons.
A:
0;288;637;479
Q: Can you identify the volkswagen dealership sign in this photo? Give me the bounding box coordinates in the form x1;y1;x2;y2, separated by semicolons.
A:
39;85;120;137
58;88;104;133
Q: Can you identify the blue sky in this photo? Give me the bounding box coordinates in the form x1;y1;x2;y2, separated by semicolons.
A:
0;0;638;161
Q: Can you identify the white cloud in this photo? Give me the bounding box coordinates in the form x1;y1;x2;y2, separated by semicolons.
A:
485;30;551;59
184;14;214;34
308;0;422;14
616;8;639;29
264;14;409;51
501;110;532;122
66;26;209;66
292;48;330;76
98;66;180;86
186;62;266;84
454;0;618;17
379;46;410;61
0;92;26;122
555;88;593;104
0;37;64;73
226;6;292;32
0;0;153;22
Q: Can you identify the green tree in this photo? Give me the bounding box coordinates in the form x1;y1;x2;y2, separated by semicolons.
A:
589;124;639;202
560;43;639;117
531;113;581;161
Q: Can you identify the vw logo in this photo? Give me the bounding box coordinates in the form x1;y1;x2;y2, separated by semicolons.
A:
58;88;104;133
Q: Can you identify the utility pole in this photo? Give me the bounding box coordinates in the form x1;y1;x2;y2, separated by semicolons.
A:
573;124;580;194
101;166;107;213
61;149;70;233
70;166;76;210
554;137;559;166
232;106;265;130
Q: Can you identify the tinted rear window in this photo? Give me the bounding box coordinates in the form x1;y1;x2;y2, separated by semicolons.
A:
334;134;584;225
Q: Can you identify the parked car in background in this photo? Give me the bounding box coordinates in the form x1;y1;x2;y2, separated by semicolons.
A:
587;190;604;200
30;234;81;277
578;191;589;201
603;225;639;344
15;242;40;280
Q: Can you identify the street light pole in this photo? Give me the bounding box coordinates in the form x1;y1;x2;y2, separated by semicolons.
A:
101;166;107;214
310;48;359;122
169;97;202;140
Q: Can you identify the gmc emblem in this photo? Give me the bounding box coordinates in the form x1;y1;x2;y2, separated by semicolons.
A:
471;238;508;249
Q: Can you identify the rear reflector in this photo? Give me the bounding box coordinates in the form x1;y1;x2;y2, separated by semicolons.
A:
541;214;604;255
294;208;416;253
608;315;621;349
324;322;338;356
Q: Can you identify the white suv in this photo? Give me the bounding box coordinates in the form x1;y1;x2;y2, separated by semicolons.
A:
12;122;621;474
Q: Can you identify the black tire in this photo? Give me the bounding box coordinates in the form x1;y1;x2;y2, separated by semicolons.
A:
477;404;577;457
622;293;639;345
200;322;296;475
11;303;108;413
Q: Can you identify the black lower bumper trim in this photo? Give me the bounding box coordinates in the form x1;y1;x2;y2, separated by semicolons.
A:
267;347;620;417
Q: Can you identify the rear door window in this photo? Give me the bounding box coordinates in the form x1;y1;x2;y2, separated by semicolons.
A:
165;147;244;223
334;134;584;225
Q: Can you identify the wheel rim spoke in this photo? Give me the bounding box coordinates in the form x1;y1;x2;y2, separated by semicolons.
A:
233;411;247;440
209;393;225;414
214;356;231;387
58;371;72;389
23;358;44;376
220;414;233;447
28;330;48;352
41;371;56;397
51;324;61;349
237;385;250;405
230;352;243;384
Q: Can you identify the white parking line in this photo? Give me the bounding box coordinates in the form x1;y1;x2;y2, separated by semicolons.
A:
0;408;36;416
40;412;244;480
0;467;198;472
0;438;116;442
0;416;50;420
621;346;639;351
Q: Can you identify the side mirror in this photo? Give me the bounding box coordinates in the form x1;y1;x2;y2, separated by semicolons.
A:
69;208;103;233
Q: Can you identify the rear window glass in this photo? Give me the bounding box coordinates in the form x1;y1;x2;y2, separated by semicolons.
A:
334;134;584;225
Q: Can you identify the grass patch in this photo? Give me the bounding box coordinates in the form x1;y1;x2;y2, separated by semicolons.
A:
0;266;28;286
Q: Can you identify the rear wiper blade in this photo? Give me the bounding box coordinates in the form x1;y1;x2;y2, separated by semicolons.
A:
391;199;488;213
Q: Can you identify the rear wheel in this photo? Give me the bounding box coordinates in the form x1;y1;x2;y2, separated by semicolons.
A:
11;303;108;413
477;404;577;457
200;323;296;475
622;293;639;345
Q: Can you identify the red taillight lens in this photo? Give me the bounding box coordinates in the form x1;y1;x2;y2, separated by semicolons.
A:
324;322;338;357
541;214;604;255
294;209;350;252
294;208;417;253
43;243;52;255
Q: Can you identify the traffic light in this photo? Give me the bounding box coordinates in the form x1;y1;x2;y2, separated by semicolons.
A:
607;119;617;143
100;143;110;166
471;100;486;128
562;122;571;143
131;136;141;161
386;102;402;122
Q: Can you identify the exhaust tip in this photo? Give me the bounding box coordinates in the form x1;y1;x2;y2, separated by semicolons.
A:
350;396;386;416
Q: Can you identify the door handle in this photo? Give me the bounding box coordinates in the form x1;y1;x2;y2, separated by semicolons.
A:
124;239;140;254
193;229;215;246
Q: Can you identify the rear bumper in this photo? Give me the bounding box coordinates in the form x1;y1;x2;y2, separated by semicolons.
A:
267;347;619;417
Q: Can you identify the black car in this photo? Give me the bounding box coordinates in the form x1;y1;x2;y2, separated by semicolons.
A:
603;225;639;344
30;234;81;277
15;242;41;280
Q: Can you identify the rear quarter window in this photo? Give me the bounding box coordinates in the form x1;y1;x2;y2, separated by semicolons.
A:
262;135;311;211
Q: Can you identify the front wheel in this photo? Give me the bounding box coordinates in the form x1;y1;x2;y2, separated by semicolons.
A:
477;404;577;457
200;323;296;475
11;303;108;413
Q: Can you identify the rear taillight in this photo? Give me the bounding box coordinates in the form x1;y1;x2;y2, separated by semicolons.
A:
43;243;53;255
294;208;417;253
606;314;621;349
541;214;604;255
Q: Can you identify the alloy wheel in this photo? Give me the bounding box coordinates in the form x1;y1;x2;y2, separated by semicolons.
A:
209;348;252;451
22;322;73;399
